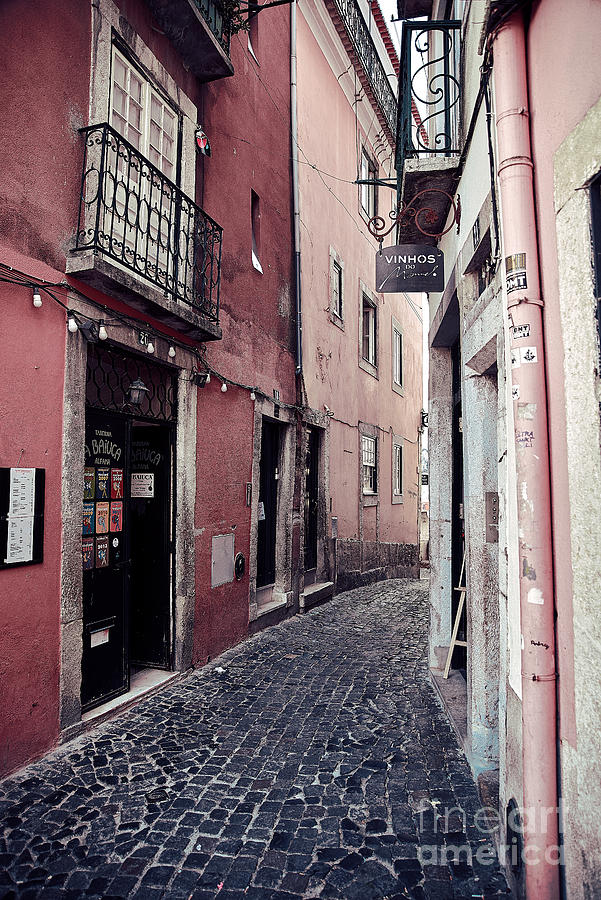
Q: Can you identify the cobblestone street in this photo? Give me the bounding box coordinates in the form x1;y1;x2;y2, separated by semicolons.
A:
0;580;509;900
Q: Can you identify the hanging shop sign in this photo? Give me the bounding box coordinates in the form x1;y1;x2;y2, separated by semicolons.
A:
376;244;444;293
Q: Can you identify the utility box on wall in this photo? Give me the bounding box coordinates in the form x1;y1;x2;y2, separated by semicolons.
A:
211;533;235;587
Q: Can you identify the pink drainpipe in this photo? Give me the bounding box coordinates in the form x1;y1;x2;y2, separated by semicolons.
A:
492;11;560;898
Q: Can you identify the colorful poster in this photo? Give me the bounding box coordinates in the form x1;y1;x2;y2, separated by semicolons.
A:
95;502;109;534
82;537;94;570
111;468;123;499
83;467;95;500
110;501;123;532
83;502;95;535
96;467;110;499
95;535;109;568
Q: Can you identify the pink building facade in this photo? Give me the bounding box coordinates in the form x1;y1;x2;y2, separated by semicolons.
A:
295;0;423;602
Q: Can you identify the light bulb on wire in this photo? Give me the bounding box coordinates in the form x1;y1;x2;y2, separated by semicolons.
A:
67;315;79;333
32;288;42;308
147;341;155;354
98;321;108;341
221;382;228;393
168;345;176;358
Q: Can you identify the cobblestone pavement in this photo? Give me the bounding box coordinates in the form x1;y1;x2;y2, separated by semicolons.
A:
0;580;509;900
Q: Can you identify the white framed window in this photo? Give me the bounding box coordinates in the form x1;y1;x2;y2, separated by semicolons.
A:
360;148;377;219
362;435;377;494
393;440;403;498
392;318;403;394
111;47;177;181
330;253;343;321
362;293;377;367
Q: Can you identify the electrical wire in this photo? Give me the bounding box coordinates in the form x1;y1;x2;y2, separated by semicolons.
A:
234;32;395;251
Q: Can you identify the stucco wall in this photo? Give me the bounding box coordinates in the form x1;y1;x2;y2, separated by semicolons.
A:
296;2;422;578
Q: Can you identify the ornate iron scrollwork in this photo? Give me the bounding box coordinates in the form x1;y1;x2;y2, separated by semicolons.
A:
410;27;461;154
368;189;461;245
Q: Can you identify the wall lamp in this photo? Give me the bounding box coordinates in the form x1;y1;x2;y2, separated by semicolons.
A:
128;377;150;406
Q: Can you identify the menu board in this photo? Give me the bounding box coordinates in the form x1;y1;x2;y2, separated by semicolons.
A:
0;468;45;569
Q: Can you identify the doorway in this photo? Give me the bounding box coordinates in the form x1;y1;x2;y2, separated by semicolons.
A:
451;338;466;671
257;419;280;589
304;426;319;580
81;345;176;712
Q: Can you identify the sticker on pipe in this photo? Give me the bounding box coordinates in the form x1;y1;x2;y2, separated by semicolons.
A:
527;588;544;605
512;323;531;340
512;385;520;400
520;346;538;364
506;253;527;293
511;351;520;369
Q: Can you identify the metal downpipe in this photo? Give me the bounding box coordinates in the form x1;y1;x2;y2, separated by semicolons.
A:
492;11;560;898
291;0;302;375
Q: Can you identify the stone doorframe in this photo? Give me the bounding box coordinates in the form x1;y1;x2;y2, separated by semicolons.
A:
59;295;198;737
248;396;296;622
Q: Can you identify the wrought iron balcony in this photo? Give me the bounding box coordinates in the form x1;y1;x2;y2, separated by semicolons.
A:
330;0;397;138
70;124;222;339
143;0;234;82
394;20;462;243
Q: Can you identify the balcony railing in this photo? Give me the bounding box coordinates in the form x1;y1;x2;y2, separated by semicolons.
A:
396;20;461;174
193;0;231;53
333;0;397;136
74;123;222;323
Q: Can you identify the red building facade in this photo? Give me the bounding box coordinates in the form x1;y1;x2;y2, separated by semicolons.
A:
0;0;297;777
0;0;421;779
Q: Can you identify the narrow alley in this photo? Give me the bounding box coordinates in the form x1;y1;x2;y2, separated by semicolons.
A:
0;581;508;900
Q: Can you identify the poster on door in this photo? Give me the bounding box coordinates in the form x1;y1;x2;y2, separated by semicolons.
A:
82;537;94;570
110;502;123;532
95;502;109;534
83;502;95;535
95;535;109;568
111;468;123;499
83;468;95;500
96;468;110;499
131;472;154;498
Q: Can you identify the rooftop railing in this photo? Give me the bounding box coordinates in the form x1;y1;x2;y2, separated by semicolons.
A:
333;0;398;136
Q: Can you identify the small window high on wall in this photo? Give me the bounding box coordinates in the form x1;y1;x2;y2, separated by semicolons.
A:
252;190;263;273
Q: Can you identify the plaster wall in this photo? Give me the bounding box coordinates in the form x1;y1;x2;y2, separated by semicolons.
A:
526;1;601;893
552;86;601;900
0;284;65;777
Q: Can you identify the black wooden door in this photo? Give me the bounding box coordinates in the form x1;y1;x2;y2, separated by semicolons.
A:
257;420;280;587
82;409;129;710
304;427;319;571
129;423;172;668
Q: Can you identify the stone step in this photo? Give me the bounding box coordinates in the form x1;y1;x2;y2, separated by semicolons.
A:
300;580;334;612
